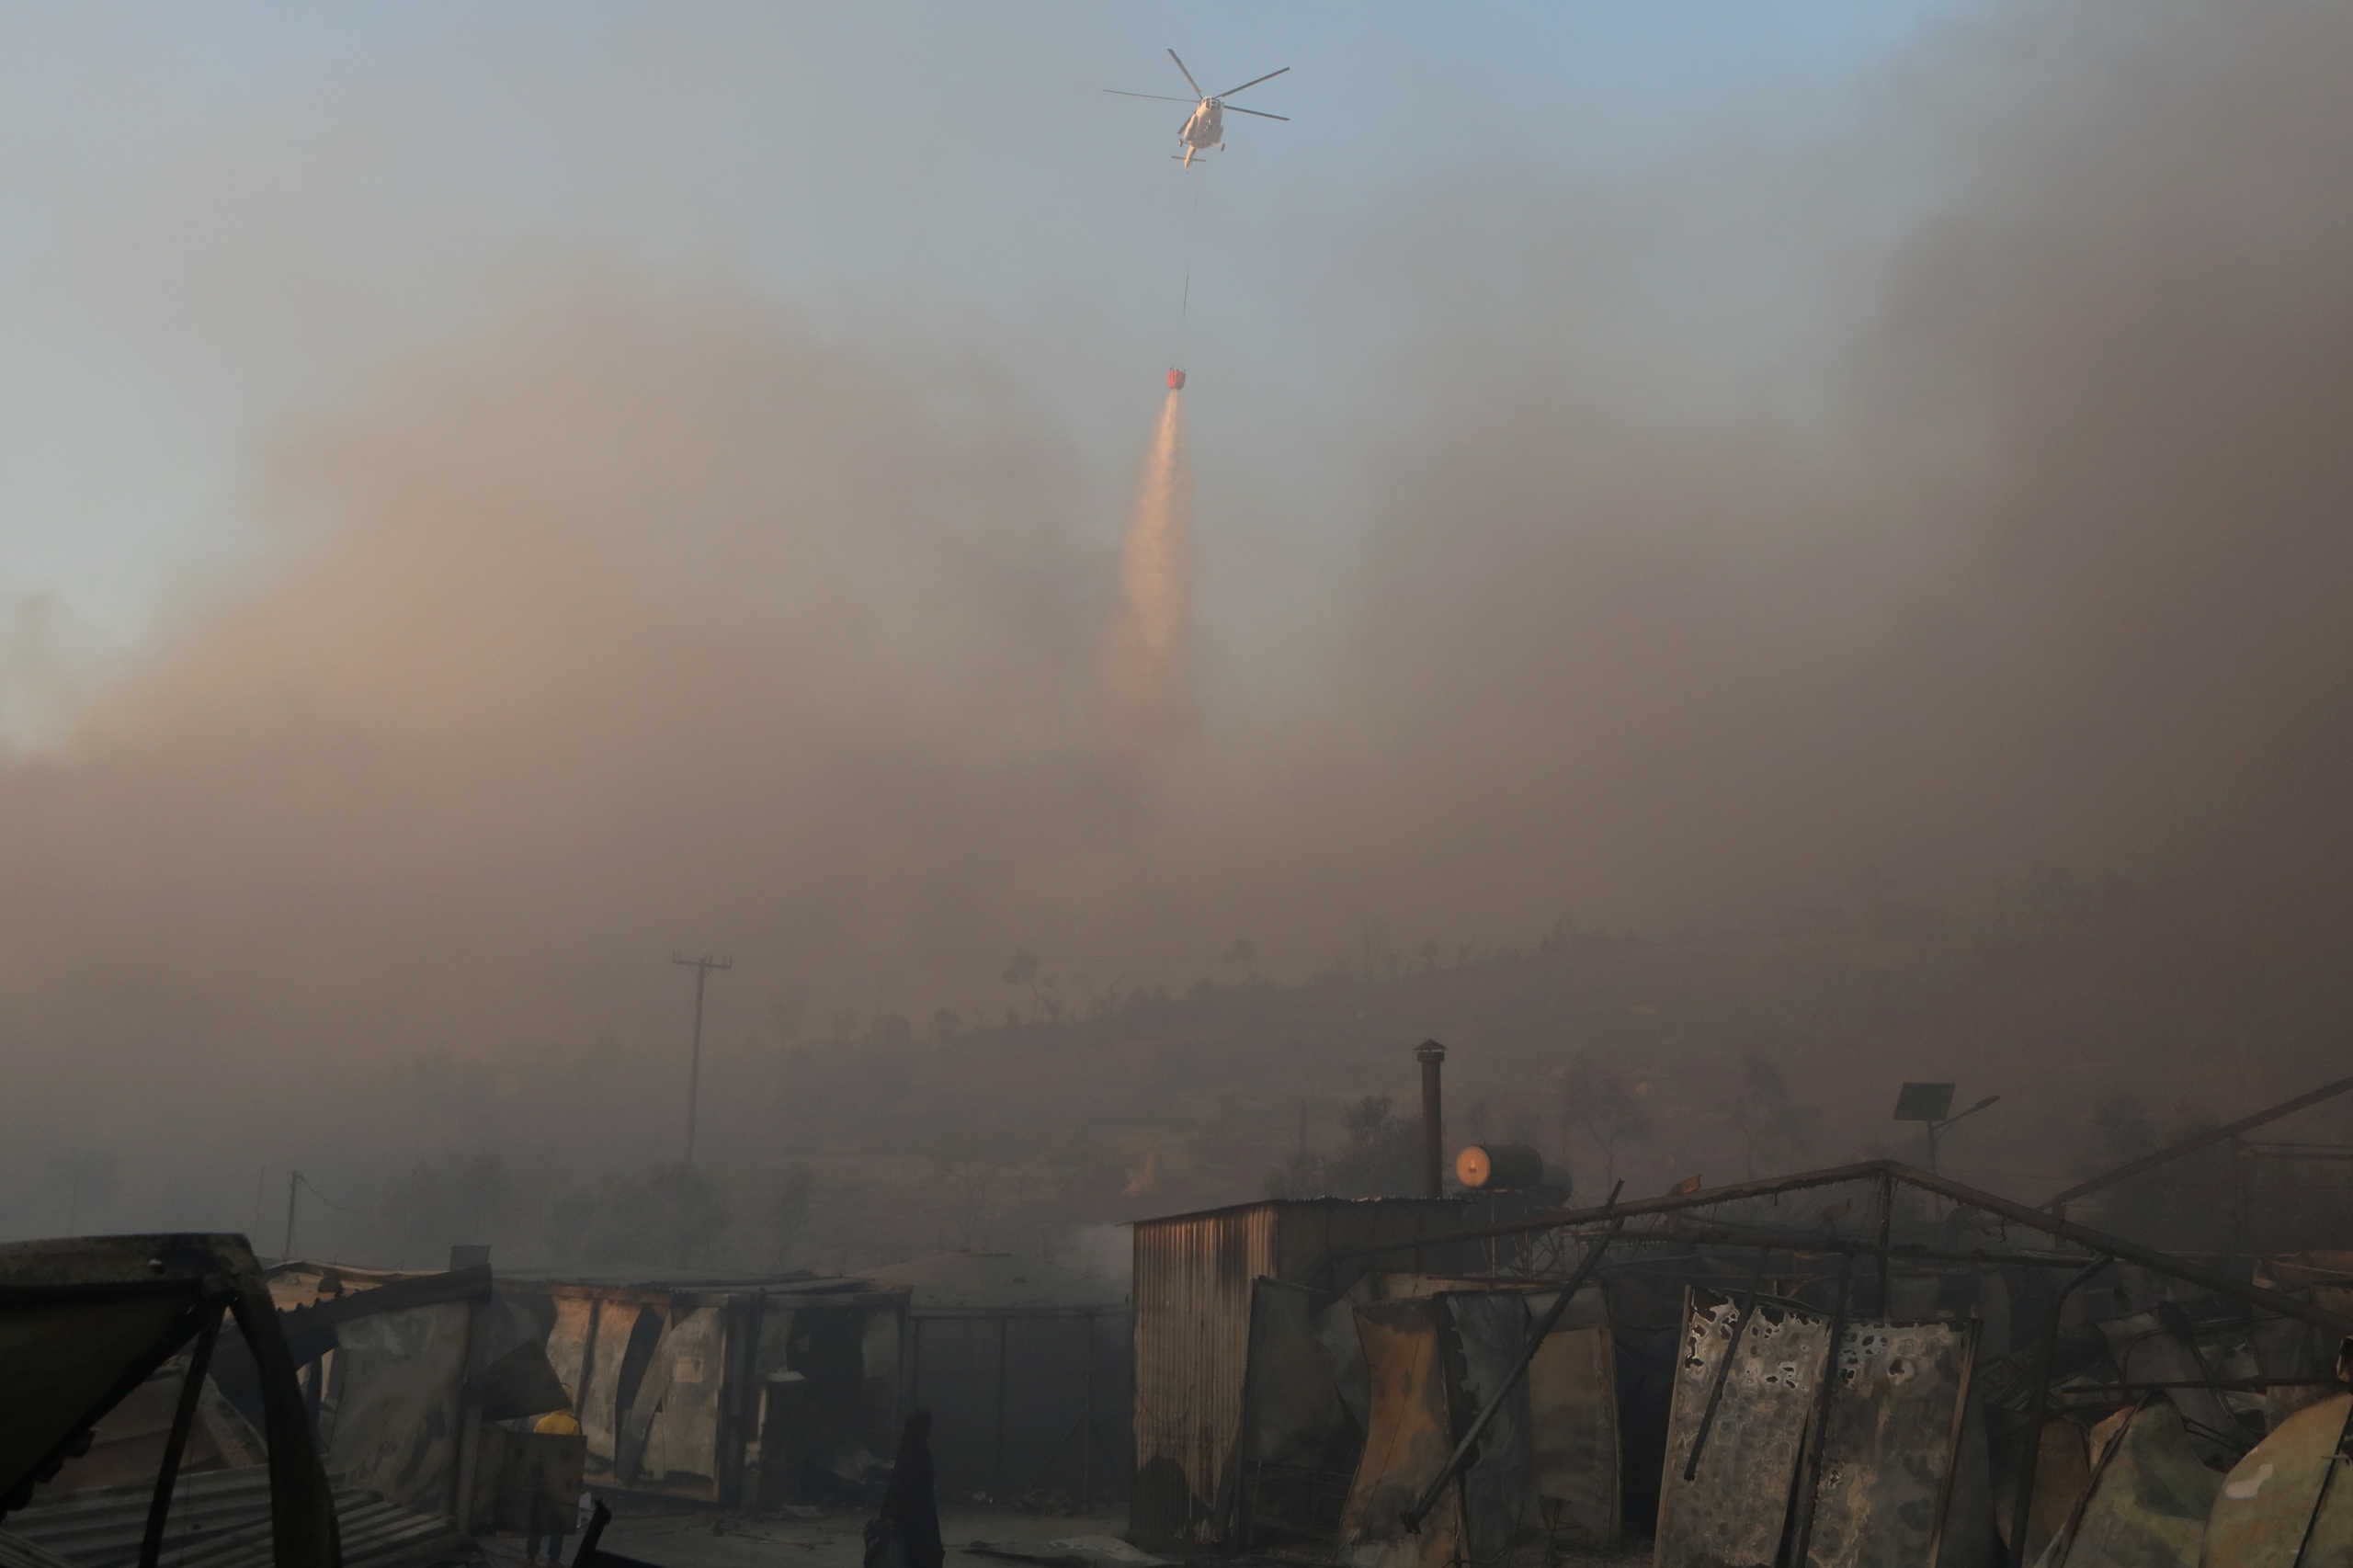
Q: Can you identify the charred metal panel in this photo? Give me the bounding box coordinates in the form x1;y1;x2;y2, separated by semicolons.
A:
0;1298;195;1504
511;1279;904;1510
324;1300;470;1510
1654;1289;1831;1568
578;1297;652;1477
1316;1283;1375;1437
639;1304;724;1488
1443;1291;1535;1565
1524;1290;1619;1551
1802;1317;1977;1568
1336;1299;1459;1568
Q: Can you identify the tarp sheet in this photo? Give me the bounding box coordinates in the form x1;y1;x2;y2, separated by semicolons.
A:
1239;1279;1352;1542
2202;1392;2353;1568
1337;1300;1459;1568
1523;1290;1619;1551
2035;1401;2219;1568
1245;1280;1349;1472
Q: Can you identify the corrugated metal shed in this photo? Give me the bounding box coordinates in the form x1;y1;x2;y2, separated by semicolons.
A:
1130;1199;1473;1544
5;1466;472;1568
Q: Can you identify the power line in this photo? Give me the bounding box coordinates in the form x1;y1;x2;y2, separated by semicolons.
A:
278;1168;360;1261
295;1172;357;1212
672;951;733;1169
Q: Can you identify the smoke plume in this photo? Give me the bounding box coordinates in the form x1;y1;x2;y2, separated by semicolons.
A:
5;0;2353;1222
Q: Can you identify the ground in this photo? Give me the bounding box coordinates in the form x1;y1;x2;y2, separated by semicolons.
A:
483;1506;1140;1568
477;1507;1653;1568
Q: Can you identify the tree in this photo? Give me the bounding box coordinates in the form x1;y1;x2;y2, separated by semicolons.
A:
1559;1055;1653;1192
381;1151;508;1267
1265;1096;1426;1199
548;1164;729;1268
769;984;808;1047
1727;1053;1820;1177
2074;1094;2232;1249
767;1167;813;1266
1002;949;1060;1021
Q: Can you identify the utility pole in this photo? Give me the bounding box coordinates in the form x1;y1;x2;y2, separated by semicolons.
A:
672;952;733;1169
282;1170;300;1260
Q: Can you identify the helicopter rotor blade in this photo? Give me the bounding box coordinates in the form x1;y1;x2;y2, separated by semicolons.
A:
1166;50;1205;97
1213;66;1290;98
1105;90;1203;102
1221;105;1290;120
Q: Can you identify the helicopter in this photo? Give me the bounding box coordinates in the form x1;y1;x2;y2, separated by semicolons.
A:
1105;51;1290;167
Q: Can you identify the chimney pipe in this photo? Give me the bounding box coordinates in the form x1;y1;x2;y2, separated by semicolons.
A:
1415;1040;1448;1199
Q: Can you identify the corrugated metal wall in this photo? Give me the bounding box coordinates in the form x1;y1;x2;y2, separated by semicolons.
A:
1131;1199;1472;1543
1132;1205;1277;1540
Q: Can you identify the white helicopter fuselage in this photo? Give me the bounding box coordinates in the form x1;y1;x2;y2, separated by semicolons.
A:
1178;100;1222;165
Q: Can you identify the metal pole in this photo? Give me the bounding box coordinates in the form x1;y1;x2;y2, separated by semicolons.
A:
2233;1137;2249;1258
1081;1312;1096;1513
2044;1071;2353;1211
995;1314;1009;1500
2008;1257;2111;1565
672;953;733;1171
1402;1186;1623;1533
687;963;709;1168
907;1316;923;1412
1416;1041;1448;1199
1338;1159;2353;1336
282;1171;299;1261
1898;1163;2353;1334
1789;1253;1857;1568
142;1306;223;1568
1680;1293;1762;1483
1876;1169;1894;1315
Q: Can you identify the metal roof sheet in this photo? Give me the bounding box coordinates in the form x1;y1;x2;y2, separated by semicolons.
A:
6;1466;472;1568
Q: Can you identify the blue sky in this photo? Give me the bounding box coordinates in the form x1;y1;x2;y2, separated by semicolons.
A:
0;0;1964;708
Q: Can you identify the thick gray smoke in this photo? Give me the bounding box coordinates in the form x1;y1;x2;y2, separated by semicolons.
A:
6;1;2352;1225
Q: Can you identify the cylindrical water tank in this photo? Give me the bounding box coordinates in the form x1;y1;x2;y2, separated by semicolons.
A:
1454;1142;1548;1190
